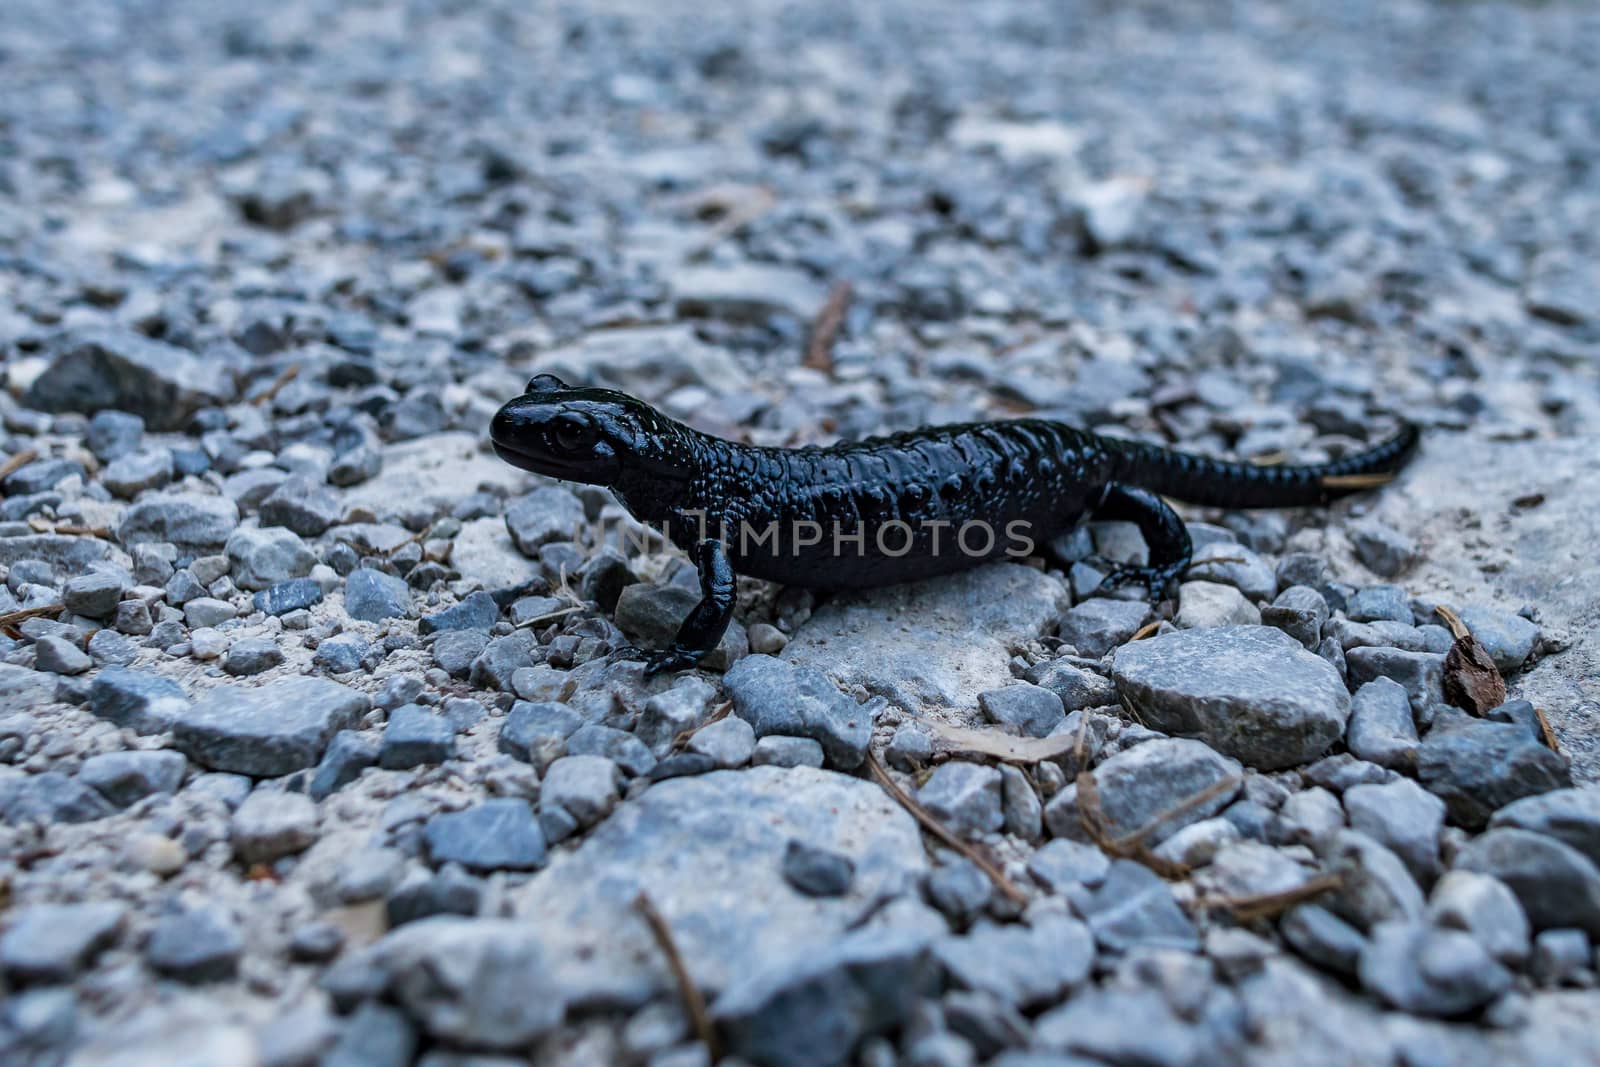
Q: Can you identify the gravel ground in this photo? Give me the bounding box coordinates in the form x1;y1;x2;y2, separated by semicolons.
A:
3;0;1600;1064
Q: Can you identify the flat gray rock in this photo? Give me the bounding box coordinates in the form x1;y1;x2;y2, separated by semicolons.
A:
1112;625;1351;770
781;563;1067;712
511;766;929;1007
171;677;370;776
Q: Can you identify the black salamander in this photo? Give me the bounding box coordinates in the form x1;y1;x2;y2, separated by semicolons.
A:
491;375;1419;674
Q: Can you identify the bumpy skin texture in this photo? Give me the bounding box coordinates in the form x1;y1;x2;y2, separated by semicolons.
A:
491;375;1419;672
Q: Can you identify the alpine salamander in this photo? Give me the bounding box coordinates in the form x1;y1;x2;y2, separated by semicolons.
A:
491;374;1419;674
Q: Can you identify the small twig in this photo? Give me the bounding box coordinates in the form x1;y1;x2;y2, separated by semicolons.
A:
251;362;302;406
866;751;1027;905
670;701;732;754
1111;775;1240;855
1075;771;1188;879
0;604;65;638
1195;873;1344;923
1321;472;1395;490
635;892;720;1061
1129;621;1162;641
0;449;40;482
26;520;112;538
1434;604;1470;641
1535;707;1562;753
803;281;853;375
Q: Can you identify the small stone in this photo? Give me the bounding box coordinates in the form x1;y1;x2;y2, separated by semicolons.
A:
713;928;933;1067
230;789;319;863
978;683;1064;738
145;909;243;983
183;597;237;629
345;568;412;622
424;799;547;872
259;475;344;537
886;721;934;771
1280;904;1367;976
386;866;484;928
117;492;239;552
1323;830;1425;931
88;668;189;732
1344;584;1413;624
87;409;145;460
926;856;993;924
1022;658;1116;710
420;591;499;634
1027;838;1111;891
79;750;187;806
935;916;1096;1009
748;622;789;655
0;902;126;983
1045;736;1240;846
223;636;285;676
752;735;825;768
1344;678;1418;771
28;329;232;430
1344;778;1445;885
636;677;717;755
918;762;1004;838
505;487;586;555
1345;647;1444;713
1057;599;1150;658
1078;859;1198;953
1000;764;1042;841
1457;606;1541;673
782;839;856;897
322;1002;417;1067
1490;787;1600;867
498;701;582;770
688;715;757;768
1530;928;1591;986
347;918;565;1048
1259;585;1328;649
380;705;457;769
127;832;187;876
1455;828;1600;936
1416;713;1572;830
1176;581;1261;628
1348;520;1418;578
224;526;315;591
1111;626;1349;770
34;635;92;675
62;572;127;619
539;755;621;842
314;633;371;674
725;655;870;770
1358;922;1511;1016
172;677;369;776
566;723;656;777
310;731;381;800
1427;870;1532;966
253;577;324;615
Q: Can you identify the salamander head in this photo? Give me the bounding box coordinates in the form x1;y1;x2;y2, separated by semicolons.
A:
490;374;694;486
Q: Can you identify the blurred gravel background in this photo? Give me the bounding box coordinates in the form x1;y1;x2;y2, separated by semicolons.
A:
2;1;1599;1065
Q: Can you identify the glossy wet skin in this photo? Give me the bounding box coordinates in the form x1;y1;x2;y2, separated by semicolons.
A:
490;373;1418;674
490;374;687;485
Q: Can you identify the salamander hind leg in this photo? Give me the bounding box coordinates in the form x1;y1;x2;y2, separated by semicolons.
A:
1086;483;1191;602
614;538;735;676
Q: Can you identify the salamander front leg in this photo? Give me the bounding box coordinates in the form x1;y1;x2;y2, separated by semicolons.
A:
617;538;735;676
1087;483;1191;601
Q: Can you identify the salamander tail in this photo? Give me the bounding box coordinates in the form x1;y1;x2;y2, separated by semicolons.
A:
1109;421;1420;510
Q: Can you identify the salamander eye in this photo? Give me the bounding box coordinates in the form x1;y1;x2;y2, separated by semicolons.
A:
550;415;597;452
525;373;567;394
